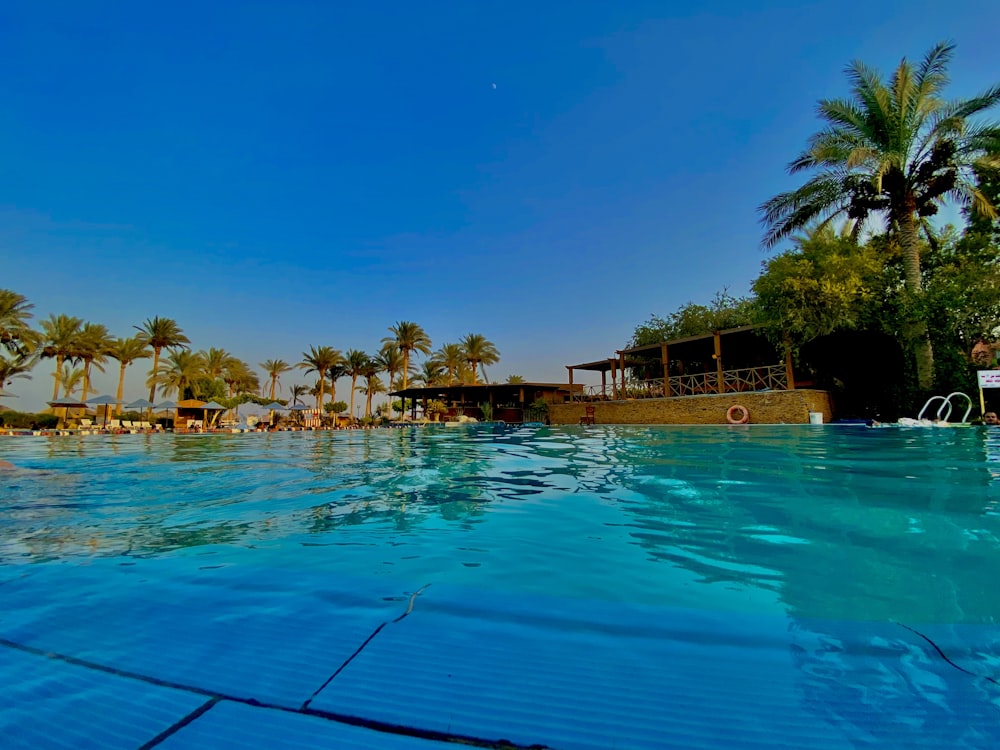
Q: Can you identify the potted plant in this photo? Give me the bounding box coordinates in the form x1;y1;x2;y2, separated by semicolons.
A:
426;400;448;422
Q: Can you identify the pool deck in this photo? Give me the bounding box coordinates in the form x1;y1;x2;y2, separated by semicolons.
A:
3;558;999;749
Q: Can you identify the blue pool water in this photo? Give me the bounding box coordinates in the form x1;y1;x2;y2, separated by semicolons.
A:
2;425;1000;748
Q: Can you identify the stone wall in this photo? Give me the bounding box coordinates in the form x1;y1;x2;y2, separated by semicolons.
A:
548;390;834;425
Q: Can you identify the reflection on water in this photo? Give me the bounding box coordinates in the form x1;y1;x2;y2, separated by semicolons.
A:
2;426;1000;625
4;425;1000;745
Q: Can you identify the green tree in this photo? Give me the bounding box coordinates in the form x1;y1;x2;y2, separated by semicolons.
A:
73;323;114;402
260;359;292;401
344;349;370;422
506;375;525;384
297;345;342;411
377;344;405;418
415;359;445;387
461;333;500;385
39;314;83;402
289;383;309;406
434;343;465;386
760;42;1000;389
108;336;151;413
0;290;39;355
0;352;35;400
154;349;206;400
58;363;84;398
135;317;191;403
383;321;431;390
630;290;756;348
753;225;887;349
360;368;385;418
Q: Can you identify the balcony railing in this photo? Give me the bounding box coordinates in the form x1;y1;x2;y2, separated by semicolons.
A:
576;364;787;401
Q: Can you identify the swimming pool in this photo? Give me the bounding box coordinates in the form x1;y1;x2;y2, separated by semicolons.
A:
2;425;999;748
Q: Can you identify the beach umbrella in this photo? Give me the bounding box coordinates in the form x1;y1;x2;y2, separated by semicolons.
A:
287;403;311;410
87;395;123;427
264;402;286;410
125;398;155;421
201;401;227;429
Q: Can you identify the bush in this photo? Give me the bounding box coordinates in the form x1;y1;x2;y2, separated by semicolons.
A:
0;411;60;429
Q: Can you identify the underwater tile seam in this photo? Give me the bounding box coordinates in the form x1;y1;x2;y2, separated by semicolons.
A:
0;590;552;750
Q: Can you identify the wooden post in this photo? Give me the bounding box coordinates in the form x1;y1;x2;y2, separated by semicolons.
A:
661;342;670;397
619;351;626;398
714;331;724;393
601;369;607;399
785;350;795;390
566;367;574;401
609;358;617;400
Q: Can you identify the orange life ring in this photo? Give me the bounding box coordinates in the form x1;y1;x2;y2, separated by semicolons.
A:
726;404;750;424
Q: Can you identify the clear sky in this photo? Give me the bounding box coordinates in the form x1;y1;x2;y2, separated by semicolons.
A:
3;0;999;412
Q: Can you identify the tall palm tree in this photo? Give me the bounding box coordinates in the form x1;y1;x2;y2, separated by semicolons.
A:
154;350;206;401
260;359;292;401
383;321;431;391
360;371;385;419
74;323;114;402
108;336;150;413
0;352;34;399
760;42;1000;389
297;345;342;410
415;359;445;387
0;289;39;355
40;314;83;401
135;317;191;403
344;349;370;422
434;343;465;386
289;383;309;406
461;333;500;385
377;344;405;419
59;363;84;398
327;363;347;407
200;348;235;381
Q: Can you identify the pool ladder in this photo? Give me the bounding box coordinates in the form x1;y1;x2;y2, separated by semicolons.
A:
917;392;973;423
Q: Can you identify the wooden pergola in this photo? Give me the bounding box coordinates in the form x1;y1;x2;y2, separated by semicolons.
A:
567;326;795;401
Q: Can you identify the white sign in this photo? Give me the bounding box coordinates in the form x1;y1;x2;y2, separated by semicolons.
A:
978;370;1000;388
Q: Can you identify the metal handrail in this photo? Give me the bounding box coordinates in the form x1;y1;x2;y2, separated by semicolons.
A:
578;363;787;401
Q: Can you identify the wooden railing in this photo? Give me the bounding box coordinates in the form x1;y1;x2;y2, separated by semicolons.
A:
577;364;787;401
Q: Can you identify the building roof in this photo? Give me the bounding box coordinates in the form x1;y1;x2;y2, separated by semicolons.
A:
389;382;576;399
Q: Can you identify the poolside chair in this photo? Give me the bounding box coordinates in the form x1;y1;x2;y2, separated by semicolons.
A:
580;406;596;425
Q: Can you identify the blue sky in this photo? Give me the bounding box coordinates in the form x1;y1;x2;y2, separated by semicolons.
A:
3;0;999;411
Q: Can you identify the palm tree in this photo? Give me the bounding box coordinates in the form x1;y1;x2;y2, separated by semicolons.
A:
200;348;235;381
135;317;191;403
39;314;83;401
360;371;386;419
461;333;500;385
74;323;114;402
377;344;405;419
0;352;34;399
154;349;206;400
290;383;309;406
415;359;445;387
260;359;292;401
327;364;347;407
506;375;525;384
760;42;1000;389
344;349;370;423
433;343;465;386
59;364;84;398
0;289;39;355
383;321;431;391
297;346;342;410
108;336;150;413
